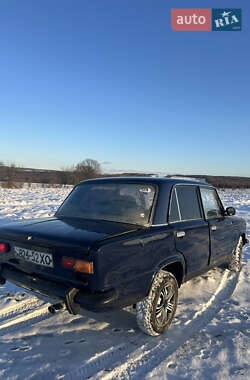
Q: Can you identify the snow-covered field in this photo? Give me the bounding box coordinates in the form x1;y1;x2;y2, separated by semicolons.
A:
0;187;249;380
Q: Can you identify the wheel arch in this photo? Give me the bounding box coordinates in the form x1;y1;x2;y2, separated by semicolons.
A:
148;258;185;295
161;261;184;288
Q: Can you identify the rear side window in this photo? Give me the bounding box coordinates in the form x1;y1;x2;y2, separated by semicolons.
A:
169;185;201;222
200;188;223;218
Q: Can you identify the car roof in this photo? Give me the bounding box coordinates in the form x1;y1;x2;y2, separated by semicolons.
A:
80;177;211;187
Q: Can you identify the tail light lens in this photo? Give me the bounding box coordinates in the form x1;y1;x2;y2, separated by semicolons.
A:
75;260;93;274
0;243;10;253
61;257;75;270
61;257;93;274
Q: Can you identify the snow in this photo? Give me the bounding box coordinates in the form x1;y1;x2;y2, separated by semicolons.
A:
0;187;249;379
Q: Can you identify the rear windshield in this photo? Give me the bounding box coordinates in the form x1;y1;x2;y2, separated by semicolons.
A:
56;182;156;226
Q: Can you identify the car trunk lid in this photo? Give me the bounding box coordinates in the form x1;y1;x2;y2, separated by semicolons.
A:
0;217;139;286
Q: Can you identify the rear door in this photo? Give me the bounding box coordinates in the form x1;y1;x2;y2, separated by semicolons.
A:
168;185;210;278
199;187;235;265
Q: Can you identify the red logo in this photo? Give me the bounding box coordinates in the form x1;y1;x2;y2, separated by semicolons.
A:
171;9;211;31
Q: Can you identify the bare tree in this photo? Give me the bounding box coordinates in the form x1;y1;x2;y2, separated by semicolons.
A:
6;164;16;188
0;163;23;188
74;158;101;183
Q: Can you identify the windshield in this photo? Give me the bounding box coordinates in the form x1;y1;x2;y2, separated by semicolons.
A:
56;182;156;225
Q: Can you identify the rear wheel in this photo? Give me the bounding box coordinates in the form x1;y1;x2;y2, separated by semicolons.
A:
136;270;178;336
228;236;243;272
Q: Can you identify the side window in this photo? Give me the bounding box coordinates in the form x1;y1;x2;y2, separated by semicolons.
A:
200;188;223;218
169;189;180;222
168;185;201;222
176;186;202;220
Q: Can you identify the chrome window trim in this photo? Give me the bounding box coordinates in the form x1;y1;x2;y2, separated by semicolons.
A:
168;217;203;224
175;188;181;220
168;187;181;223
151;223;169;227
174;183;211;187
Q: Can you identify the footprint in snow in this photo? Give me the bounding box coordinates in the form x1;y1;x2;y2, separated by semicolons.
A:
240;312;249;320
242;329;250;337
167;362;176;369
127;328;135;333
23;356;34;361
231;367;246;376
15;292;27;301
200;349;210;359
228;299;240;306
59;349;71;357
10;346;31;352
113;328;122;332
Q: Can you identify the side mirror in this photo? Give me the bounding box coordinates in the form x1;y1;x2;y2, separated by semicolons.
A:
226;207;236;216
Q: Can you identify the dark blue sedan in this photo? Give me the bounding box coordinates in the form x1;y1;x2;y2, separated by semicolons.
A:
0;177;248;335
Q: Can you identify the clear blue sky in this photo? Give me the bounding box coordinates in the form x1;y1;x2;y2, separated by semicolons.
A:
0;0;249;176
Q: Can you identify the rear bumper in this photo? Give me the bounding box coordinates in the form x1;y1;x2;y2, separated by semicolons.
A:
0;265;117;313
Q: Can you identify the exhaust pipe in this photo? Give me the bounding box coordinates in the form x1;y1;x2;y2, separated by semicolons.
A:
48;302;66;314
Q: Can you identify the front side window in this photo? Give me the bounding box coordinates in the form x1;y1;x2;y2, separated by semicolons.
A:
200;188;223;218
169;185;201;222
56;183;156;226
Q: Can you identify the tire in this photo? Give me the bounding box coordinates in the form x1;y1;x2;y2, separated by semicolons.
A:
136;270;178;336
228;236;243;272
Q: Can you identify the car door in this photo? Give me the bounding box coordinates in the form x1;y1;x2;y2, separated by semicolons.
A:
199;187;235;265
168;185;210;278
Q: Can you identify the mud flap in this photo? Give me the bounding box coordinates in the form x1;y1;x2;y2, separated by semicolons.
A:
65;288;80;315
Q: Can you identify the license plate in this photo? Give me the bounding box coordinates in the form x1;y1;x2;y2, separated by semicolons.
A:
14;246;54;268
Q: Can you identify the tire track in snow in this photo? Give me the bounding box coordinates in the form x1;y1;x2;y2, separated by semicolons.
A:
102;269;240;380
0;304;52;336
64;344;132;380
64;269;239;380
0;297;44;324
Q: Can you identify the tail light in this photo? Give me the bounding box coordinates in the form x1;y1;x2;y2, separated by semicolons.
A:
61;257;94;274
0;243;10;253
61;257;75;270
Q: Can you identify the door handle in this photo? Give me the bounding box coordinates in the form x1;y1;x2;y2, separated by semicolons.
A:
176;231;185;238
211;225;217;231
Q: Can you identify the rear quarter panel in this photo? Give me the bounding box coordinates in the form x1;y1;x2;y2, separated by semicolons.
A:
93;227;181;307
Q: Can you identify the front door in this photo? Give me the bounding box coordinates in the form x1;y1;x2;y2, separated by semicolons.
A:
199;187;234;265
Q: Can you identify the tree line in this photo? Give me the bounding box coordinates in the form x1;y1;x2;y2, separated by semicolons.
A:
0;160;249;188
168;175;250;189
0;159;102;188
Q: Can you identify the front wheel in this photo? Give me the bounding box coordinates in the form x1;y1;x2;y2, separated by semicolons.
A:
228;236;243;272
136;270;178;336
